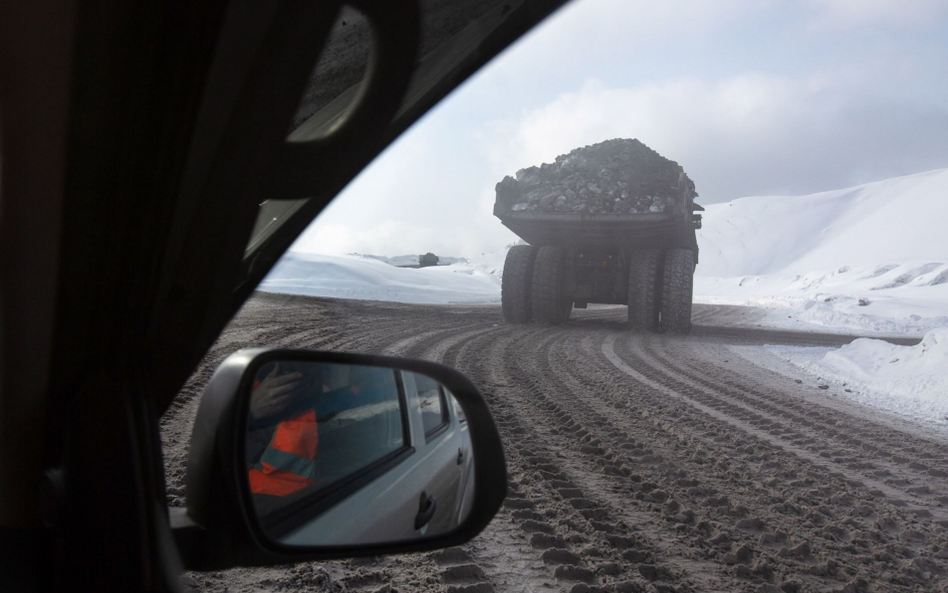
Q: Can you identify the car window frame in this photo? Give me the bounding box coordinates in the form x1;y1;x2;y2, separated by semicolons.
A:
412;373;450;443
450;390;467;426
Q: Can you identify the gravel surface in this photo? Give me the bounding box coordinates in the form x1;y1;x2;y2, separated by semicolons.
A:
162;294;948;593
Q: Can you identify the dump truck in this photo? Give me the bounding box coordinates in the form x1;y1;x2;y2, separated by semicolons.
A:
494;139;702;333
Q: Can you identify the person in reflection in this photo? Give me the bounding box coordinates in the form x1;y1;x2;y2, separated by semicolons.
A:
246;362;371;502
245;363;319;498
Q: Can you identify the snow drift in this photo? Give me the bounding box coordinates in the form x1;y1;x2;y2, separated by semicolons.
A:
767;328;948;428
695;168;948;335
259;251;503;304
262;168;947;334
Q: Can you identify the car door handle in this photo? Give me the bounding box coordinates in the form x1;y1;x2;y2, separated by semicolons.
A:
414;491;437;530
457;448;465;465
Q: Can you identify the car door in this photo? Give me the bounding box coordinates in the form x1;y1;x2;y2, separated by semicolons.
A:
403;371;465;536
451;390;476;526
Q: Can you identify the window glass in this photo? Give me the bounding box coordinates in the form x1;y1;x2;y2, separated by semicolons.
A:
413;372;447;436
246;361;406;520
449;390;466;425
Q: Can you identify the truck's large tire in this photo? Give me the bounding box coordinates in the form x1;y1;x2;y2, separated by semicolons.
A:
531;246;571;325
661;249;694;334
501;245;538;323
627;249;662;332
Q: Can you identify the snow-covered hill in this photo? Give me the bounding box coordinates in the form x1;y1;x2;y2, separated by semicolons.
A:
698;168;948;277
695;168;948;335
695;168;948;426
259;251;503;304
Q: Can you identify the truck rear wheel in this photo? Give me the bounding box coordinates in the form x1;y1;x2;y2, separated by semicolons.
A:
501;245;538;323
627;249;661;332
661;249;694;334
531;246;571;325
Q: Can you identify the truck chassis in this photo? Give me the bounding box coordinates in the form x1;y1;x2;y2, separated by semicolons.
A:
497;210;700;334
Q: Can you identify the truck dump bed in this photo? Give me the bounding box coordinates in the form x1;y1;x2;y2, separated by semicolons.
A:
494;207;700;254
496;139;702;331
492;139;701;256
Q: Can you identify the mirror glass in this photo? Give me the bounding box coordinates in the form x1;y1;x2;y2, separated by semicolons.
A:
244;360;475;547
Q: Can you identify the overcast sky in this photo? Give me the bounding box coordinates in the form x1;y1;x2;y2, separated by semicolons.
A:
291;0;948;257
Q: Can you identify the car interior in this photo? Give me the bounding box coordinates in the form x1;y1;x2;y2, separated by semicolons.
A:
0;1;569;590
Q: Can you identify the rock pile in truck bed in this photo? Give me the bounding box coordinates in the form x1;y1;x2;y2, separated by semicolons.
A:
495;138;697;215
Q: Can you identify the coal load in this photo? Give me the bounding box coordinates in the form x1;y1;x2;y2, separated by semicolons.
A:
495;138;697;216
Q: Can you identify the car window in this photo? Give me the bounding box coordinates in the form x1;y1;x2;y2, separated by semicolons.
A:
411;372;448;438
243;0;511;261
160;1;948;590
448;389;466;425
246;362;408;522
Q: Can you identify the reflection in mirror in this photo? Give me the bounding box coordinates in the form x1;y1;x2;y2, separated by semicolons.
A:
245;361;475;547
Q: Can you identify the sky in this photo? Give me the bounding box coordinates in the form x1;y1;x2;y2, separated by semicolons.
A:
291;0;948;258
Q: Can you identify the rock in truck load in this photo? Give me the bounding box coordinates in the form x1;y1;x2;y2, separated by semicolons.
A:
494;138;697;216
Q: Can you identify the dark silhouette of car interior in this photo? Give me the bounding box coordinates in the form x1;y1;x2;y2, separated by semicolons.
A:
0;1;571;591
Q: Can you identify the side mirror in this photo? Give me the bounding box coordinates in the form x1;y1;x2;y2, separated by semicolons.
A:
174;349;506;570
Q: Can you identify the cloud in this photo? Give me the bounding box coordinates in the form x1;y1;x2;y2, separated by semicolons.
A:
291;0;948;257
485;73;948;203
804;0;948;29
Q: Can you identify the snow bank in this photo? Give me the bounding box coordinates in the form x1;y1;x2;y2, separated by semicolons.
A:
767;328;948;427
696;168;948;334
263;169;948;330
350;253;466;267
259;252;501;304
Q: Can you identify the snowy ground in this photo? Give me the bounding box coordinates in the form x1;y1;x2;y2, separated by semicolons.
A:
739;328;948;431
259;250;504;304
695;168;948;427
695;167;948;336
695;266;948;337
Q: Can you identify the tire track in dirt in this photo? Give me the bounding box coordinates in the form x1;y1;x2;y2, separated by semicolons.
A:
645;336;948;496
691;337;948;454
448;325;716;592
433;325;612;592
165;297;497;593
534;325;898;592
164;297;948;593
621;335;948;519
553;330;927;591
539;329;789;590
509;328;739;592
422;325;564;593
602;331;948;591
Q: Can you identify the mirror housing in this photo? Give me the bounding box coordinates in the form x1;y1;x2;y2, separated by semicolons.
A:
175;348;506;570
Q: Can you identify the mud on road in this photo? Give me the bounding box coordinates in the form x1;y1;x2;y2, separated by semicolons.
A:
162;293;948;593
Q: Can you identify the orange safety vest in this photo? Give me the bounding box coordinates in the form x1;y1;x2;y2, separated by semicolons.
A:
247;407;320;497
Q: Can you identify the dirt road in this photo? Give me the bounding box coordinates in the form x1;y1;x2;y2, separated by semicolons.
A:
162;293;948;593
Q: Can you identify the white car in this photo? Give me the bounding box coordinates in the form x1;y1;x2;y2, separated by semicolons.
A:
245;363;477;546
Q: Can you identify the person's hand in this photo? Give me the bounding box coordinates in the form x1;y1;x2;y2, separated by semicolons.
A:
250;363;304;420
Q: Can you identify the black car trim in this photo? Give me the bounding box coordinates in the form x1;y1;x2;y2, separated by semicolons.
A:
423;386;451;443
